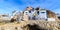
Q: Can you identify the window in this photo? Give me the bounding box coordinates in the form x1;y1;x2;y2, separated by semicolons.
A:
58;16;60;20
26;12;27;13
37;11;39;15
41;12;45;13
25;12;28;15
29;11;31;13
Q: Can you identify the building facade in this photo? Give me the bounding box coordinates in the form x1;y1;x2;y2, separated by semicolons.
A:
10;6;58;22
23;7;58;21
23;7;47;21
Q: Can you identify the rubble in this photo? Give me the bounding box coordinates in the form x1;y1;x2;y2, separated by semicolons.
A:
0;20;59;30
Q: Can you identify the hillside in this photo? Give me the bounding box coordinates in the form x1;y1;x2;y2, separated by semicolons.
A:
0;20;59;30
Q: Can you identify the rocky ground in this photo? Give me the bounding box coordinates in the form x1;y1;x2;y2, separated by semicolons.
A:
0;20;59;30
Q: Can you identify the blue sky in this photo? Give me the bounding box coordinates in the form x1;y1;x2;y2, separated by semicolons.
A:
0;0;60;15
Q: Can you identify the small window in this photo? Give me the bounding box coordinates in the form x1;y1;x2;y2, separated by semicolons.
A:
26;12;27;13
37;11;39;15
25;12;28;15
58;17;60;19
29;11;31;13
41;12;45;13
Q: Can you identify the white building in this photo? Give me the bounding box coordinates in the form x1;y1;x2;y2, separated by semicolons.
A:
23;7;57;21
23;7;48;21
